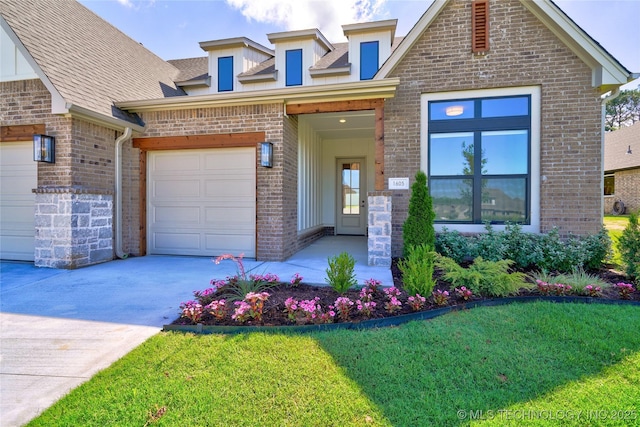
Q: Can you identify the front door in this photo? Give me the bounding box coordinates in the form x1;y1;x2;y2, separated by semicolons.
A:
336;158;366;235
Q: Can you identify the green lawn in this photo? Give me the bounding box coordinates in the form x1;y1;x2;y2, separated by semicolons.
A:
28;302;640;427
604;215;630;267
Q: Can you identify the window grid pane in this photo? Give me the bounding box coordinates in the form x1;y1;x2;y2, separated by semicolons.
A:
360;41;379;80
218;56;233;92
286;49;303;86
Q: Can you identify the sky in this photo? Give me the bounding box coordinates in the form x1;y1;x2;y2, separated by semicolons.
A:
79;0;639;89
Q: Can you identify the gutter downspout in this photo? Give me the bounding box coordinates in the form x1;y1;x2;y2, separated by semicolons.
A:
115;127;133;259
600;88;621;220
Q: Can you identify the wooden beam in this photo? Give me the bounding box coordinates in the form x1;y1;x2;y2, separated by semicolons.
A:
0;124;46;142
375;105;385;191
139;151;147;256
132;132;266;150
286;99;384;115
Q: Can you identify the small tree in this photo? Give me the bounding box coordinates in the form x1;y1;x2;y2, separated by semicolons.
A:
619;211;640;283
403;171;435;255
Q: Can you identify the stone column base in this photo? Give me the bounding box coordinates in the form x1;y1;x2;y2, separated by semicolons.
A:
367;191;392;267
34;188;113;269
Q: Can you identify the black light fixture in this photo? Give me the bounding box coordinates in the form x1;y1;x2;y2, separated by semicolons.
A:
626;145;632;155
33;134;55;163
260;142;273;168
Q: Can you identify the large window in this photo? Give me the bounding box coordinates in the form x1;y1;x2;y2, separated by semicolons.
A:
360;41;379;80
286;49;303;86
218;56;233;92
427;95;531;225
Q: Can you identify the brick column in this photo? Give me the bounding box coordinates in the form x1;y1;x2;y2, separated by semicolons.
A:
34;188;113;268
368;191;392;267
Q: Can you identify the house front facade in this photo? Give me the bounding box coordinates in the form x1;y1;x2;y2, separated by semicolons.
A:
0;0;634;269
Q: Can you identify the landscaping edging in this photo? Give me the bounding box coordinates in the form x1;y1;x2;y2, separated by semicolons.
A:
162;296;640;335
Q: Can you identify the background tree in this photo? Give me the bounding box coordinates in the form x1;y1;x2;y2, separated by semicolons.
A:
403;171;435;255
605;88;640;131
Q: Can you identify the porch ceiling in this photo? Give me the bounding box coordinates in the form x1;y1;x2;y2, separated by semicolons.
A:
302;110;375;140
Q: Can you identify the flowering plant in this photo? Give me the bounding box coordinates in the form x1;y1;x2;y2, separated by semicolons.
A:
356;299;377;317
205;299;227;320
583;285;602;297
284;297;334;324
432;290;449;306
334;297;354;321
250;273;280;284
290;273;303;287
179;300;203;323
455;286;473;301
536;280;571;296
363;278;382;294
232;292;270;323
615;282;635;300
194;280;226;305
407;294;426;311
552;283;571;296
384;296;402;313
384;286;402;298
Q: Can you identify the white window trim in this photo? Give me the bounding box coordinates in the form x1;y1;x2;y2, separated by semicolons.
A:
421;86;541;233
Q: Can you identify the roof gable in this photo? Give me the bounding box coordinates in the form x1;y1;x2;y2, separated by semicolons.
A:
377;0;632;93
0;0;184;127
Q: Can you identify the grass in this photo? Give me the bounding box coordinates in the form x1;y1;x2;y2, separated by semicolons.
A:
604;215;629;268
28;302;640;427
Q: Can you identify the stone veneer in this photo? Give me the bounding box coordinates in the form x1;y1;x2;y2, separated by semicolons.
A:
368;191;392;267
34;189;113;268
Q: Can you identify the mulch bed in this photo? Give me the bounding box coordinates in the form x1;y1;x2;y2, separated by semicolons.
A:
170;260;638;327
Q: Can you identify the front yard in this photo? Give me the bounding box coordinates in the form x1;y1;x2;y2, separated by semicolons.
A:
28;302;639;426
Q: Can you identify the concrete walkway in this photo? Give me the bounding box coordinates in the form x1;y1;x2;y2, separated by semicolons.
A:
0;236;392;426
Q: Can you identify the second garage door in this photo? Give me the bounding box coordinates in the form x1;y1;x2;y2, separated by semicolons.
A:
148;148;256;257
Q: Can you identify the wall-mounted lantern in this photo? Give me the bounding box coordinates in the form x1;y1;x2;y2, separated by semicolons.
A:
33;134;55;163
260;142;273;168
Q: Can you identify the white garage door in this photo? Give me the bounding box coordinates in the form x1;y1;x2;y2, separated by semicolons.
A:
0;141;37;261
148;148;256;257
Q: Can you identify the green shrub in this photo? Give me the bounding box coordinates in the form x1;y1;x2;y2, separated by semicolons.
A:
502;223;544;269
435;255;529;297
475;223;506;262
325;252;357;293
582;227;612;270
435;227;473;264
398;244;436;296
619;211;640;283
403;171;435;255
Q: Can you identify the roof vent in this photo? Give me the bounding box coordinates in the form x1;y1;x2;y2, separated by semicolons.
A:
472;0;489;54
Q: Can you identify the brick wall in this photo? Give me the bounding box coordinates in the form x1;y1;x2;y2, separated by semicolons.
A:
385;0;602;256
135;104;300;261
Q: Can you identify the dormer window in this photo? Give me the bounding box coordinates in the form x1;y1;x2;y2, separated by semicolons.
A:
285;49;303;86
218;56;234;92
360;41;379;80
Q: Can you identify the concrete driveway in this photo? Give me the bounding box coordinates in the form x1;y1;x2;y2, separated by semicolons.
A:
0;237;393;426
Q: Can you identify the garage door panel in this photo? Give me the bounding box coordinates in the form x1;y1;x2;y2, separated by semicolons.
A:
204;233;254;253
153;206;201;224
148;147;256;257
153;153;201;172
204;207;254;225
0;141;36;261
153;232;201;251
153;179;201;198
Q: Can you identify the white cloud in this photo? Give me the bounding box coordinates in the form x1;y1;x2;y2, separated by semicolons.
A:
225;0;387;42
116;0;134;8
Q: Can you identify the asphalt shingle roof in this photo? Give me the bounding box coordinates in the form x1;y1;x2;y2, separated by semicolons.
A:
604;121;640;172
168;57;209;82
1;0;184;123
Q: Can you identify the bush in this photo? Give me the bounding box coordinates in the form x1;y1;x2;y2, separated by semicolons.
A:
435;255;529;297
619;211;640;283
398;244;436;296
403;171;435;255
325;252;357;293
435;227;473;264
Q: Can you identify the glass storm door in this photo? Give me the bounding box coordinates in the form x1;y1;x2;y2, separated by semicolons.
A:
336;158;366;235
